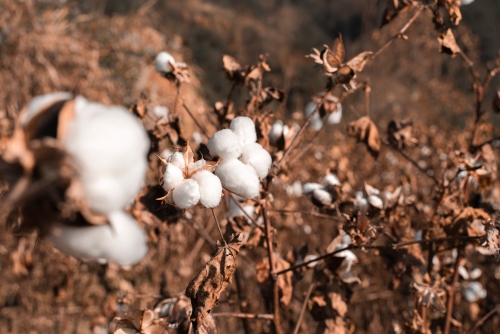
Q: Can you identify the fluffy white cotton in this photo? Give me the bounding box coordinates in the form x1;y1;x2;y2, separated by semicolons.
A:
326;104;342;125
46;211;148;266
313;188;333;205
22;92;73;126
230;116;257;147
460;0;474;5
239;142;272;178
303;182;323;194
286;180;303;197
155;52;175;73
64;96;149;214
168;152;186;170
207;129;242;159
269;120;284;145
191;170;222;208
163;164;184;192
304;101;323;131
192;131;203;145
229;197;255;219
188;159;206;175
323;174;340;186
368;195;384;209
462;282;486;302
152;105;169;119
215;159;260;199
160;148;174;160
173;179;200;209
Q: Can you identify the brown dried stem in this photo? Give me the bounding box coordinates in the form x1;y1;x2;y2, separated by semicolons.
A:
268;208;342;221
469;304;500;334
292;277;317;334
212;312;274;320
211;207;227;246
444;247;464;334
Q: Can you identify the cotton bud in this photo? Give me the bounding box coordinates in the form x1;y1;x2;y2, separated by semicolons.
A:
173;179;200;209
46;210;148;266
191;170;222;208
215;159;260;199
207;129;242;159
152;105;169;119
163;164;184;192
239;142;272;178
155;51;176;73
168;152;186;170
230;116;257;147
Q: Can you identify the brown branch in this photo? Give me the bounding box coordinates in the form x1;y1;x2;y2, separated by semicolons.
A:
292;278;317;334
469;304;500;334
212;312;274;320
181;101;210;138
228;192;265;232
444;247;463;334
371;5;425;61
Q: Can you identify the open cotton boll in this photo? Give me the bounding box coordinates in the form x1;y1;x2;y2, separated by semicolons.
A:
323;174;341;186
152;105;169;119
191;170;222;208
155;51;176;73
304;101;323;131
168;152;185;170
230;116;257;147
368;195;384;209
22;92;73;126
160;148;174;160
460;0;474;5
239;142;272;178
173;179;200;209
163;164;184;192
326;103;342;125
46;211;148;266
269;120;284;145
215;159;260;199
303;182;323;194
207;129;242;159
188;159;206;175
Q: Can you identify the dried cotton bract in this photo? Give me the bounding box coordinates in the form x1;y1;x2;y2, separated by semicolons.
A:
208;116;272;199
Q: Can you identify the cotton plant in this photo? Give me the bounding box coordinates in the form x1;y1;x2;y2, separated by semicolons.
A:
159;143;222;209
207;116;272;199
302;172;341;207
304;94;342;131
155;51;189;84
12;93;150;266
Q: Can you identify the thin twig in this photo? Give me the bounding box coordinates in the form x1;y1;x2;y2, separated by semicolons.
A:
211;208;227;246
292;278;317;334
228;192;265;232
444;247;463;334
212;312;274;320
469;304;500;334
181;101;210;138
268;208;341;221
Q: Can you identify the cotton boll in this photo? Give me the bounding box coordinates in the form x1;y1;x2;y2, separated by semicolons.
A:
163;164;184;192
207;129;242;159
323;174;340;186
239;142;272;178
192;131;203;145
168;152;185;170
173;179;200;209
215;159;260;199
326;103;342;125
269;120;284;145
462;282;486;302
160;148;174;160
22;92;73;126
191;170;222;208
286;180;303;197
303;182;323;194
46;211;148;266
313;188;333;205
304;101;323;131
230;116;257;147
229;198;255;219
368;195;384;209
155;52;175;73
188;159;206;175
152;105;169;119
460;0;474;5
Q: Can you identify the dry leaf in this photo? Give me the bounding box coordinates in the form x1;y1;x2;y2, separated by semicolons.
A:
345;51;373;73
186;233;243;330
347;116;380;158
387;119;417;149
442;0;462;25
256;254;293;308
438;29;460;57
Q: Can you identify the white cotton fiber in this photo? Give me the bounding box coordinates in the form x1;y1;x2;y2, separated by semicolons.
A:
303;182;323;194
326;103;342;125
239;142;272;178
215;159;260;199
155;51;175;73
22;91;73;126
207;129;242;159
191;170;222;208
152;105;169;119
188;159;206;175
313;188;333;205
168;152;186;170
304;101;323;131
46;210;148;266
368;195;384;209
269;120;284;145
323;174;340;186
229;198;255;219
160;148;174;160
64;96;149;213
163;164;184;192
230;116;257;147
173;179;200;209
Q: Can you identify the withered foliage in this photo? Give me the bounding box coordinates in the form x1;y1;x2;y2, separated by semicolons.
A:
347;116;381;158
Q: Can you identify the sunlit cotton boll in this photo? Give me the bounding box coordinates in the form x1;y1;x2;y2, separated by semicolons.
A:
215;159;260;199
173;179;200;209
239;142;272;178
230;116;257;147
46;211;148;266
163;164;184;192
191;170;222;208
155;51;176;73
64;96;149;214
304;101;323;131
207;129;243;159
168;152;186;170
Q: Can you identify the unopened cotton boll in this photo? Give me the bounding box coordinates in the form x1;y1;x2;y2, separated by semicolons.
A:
230;116;257;147
239;142;272;178
207;129;242;159
46;211;148;266
163;164;184;192
215;159;260;199
64;96;149;214
173;179;200;209
191;170;222;208
155;51;176;73
168;152;185;170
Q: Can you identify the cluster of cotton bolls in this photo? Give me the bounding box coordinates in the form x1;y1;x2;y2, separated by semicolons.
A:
355;183;403;212
208;116;272;199
162;151;222;209
302;173;341;206
304;96;342;131
24;93;150;266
